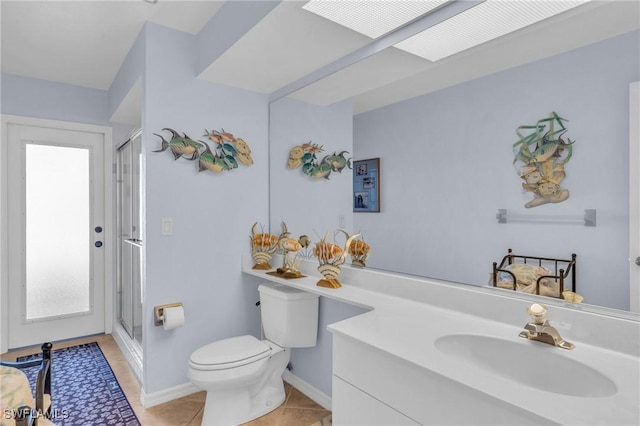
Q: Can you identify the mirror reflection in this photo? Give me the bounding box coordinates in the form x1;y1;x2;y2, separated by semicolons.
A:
269;1;639;313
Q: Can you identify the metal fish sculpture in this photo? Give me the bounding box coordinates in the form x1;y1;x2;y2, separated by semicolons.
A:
204;129;253;167
309;163;332;180
155;127;253;174
324;151;352;173
153;128;204;160
512;112;574;208
531;142;559;163
219;128;236;143
288;143;351;180
234;138;253;165
198;142;229;173
287;146;305;169
205;129;224;144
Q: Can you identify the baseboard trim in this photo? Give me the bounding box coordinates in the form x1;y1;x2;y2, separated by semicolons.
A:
140;382;201;408
138;370;331;410
283;370;332;411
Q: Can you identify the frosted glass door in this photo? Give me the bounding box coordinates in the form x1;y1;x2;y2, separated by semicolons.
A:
6;121;106;349
25;144;91;319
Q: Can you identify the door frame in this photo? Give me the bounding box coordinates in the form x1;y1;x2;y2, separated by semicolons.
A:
1;115;113;352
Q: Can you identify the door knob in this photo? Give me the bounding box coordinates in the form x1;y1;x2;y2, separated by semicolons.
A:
636;257;640;266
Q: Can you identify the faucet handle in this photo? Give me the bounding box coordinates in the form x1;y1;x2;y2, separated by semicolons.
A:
527;303;548;324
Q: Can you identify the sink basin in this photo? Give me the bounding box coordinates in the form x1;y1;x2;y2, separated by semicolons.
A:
434;334;617;398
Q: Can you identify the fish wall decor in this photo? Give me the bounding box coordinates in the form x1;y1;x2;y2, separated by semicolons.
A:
287;142;351;180
512;112;575;208
153;128;253;174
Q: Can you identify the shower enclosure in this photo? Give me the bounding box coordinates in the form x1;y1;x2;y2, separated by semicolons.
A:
116;129;143;347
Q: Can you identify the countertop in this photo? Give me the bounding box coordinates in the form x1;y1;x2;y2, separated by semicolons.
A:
242;256;640;426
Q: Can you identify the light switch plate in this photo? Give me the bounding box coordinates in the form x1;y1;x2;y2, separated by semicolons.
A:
161;217;173;236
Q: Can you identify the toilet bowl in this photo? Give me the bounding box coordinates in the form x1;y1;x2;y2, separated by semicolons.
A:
188;335;290;425
188;283;319;425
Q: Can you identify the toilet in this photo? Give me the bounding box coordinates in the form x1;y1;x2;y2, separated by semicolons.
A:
188;282;319;425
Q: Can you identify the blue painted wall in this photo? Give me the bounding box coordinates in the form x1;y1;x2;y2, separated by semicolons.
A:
269;96;355;236
1;73;110;126
109;26;146;121
289;297;368;397
195;1;281;76
141;22;270;393
267;90;365;399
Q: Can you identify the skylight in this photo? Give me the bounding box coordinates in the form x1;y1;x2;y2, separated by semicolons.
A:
395;0;590;61
302;0;448;39
302;0;590;62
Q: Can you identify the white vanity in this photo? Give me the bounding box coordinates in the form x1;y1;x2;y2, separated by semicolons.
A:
243;256;639;425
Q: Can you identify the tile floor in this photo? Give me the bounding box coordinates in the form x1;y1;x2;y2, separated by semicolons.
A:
1;334;331;426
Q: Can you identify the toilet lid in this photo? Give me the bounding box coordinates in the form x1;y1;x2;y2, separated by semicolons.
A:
189;335;271;370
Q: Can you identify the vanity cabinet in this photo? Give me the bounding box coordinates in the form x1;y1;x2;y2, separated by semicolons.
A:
331;334;548;426
333;376;419;425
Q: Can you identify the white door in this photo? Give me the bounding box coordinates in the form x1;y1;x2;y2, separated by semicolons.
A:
5;118;110;348
631;81;639;313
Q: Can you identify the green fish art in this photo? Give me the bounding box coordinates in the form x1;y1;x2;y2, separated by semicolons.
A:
512;112;575;208
288;142;351;180
324;151;352;173
198;142;229;173
153;128;203;160
309;163;332;180
154;127;254;174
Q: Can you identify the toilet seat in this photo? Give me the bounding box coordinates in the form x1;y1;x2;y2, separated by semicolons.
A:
189;335;271;371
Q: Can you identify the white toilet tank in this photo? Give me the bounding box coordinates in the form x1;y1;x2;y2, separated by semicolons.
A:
258;282;319;348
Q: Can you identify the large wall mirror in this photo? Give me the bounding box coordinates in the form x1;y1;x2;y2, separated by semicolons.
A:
268;0;640;315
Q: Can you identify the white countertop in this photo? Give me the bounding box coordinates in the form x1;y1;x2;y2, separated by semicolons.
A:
242;256;640;426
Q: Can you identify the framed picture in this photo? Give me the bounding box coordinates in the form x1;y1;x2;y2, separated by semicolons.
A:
353;158;380;212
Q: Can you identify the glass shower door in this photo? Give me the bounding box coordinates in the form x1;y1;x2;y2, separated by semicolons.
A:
117;130;143;345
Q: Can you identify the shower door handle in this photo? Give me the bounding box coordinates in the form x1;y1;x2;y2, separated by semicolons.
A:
124;238;143;248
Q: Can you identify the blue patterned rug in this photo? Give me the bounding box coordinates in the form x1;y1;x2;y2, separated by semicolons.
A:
17;342;140;426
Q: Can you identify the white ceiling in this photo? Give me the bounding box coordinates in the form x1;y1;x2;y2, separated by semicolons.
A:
1;1;222;90
1;0;639;121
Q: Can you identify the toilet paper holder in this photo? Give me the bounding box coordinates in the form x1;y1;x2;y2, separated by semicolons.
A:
154;302;183;326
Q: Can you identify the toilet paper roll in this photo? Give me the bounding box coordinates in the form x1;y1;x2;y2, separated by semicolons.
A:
163;306;185;330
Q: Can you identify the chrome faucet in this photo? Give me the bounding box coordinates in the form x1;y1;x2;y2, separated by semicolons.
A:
518;303;575;350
